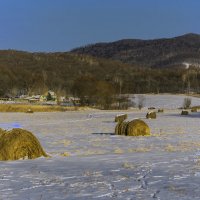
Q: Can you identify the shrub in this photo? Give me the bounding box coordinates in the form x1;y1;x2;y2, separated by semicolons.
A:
138;95;146;110
183;97;191;109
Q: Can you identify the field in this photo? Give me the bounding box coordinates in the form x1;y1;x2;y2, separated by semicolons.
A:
0;94;200;199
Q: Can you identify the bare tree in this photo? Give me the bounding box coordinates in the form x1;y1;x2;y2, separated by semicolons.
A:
138;95;146;110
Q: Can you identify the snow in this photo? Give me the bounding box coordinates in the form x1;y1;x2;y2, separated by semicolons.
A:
0;94;200;199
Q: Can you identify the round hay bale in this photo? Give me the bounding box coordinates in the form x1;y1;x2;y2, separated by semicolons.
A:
119;121;129;136
146;111;156;119
181;110;189;115
191;108;197;112
115;123;121;135
158;109;164;113
115;121;129;135
114;114;127;123
0;128;47;161
126;119;150;136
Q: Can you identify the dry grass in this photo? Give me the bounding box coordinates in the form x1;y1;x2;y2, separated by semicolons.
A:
164;141;200;153
165;144;177;152
60;152;70;157
50;139;72;147
80;149;107;156
0;104;88;112
128;147;151;153
114;148;124;154
122;162;136;169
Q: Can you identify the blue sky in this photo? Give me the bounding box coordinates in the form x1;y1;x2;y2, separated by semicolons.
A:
0;0;200;52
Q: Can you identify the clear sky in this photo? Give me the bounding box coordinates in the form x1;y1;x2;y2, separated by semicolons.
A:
0;0;200;52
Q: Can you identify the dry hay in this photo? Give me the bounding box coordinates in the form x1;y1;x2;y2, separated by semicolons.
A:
146;111;156;119
0;128;47;161
115;119;150;136
181;110;189;115
191;108;198;112
114;114;127;123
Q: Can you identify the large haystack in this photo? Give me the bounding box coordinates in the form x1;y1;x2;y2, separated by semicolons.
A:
126;119;150;136
114;114;127;123
146;111;156;119
115;119;150;136
0;128;47;161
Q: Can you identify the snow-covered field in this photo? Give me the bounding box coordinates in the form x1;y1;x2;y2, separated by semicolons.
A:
0;94;200;200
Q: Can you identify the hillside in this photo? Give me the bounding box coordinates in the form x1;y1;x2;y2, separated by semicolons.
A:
71;33;200;68
0;36;200;99
0;50;134;96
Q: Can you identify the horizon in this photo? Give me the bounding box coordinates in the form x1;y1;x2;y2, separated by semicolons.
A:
1;0;200;52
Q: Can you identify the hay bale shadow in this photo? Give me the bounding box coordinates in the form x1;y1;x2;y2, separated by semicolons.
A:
92;132;115;135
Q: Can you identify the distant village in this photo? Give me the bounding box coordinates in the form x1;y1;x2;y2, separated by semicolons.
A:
0;90;80;106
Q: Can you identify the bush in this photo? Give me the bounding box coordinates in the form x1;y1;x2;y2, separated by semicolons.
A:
183;97;191;109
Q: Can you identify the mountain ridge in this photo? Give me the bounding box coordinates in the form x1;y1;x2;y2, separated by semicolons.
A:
71;33;200;68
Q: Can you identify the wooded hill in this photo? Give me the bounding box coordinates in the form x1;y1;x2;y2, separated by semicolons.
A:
0;34;200;101
72;33;200;68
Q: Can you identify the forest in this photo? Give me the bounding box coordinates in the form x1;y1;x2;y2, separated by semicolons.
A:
0;49;200;108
